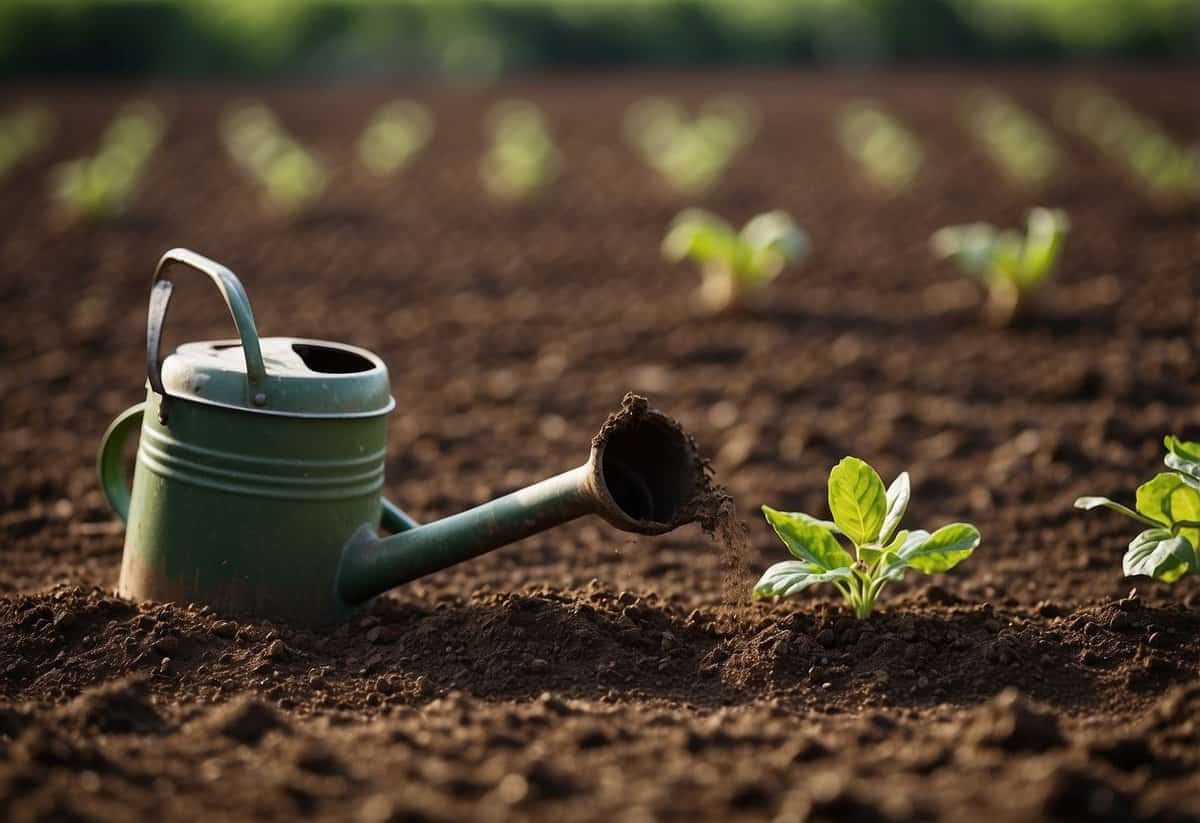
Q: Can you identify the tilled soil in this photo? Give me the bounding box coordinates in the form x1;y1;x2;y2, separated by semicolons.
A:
2;66;1200;821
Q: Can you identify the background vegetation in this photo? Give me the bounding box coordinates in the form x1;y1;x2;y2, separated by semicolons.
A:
1;0;1198;79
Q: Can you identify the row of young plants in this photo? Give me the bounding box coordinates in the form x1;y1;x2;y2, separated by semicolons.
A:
3;85;1194;220
752;436;1200;620
663;203;1068;325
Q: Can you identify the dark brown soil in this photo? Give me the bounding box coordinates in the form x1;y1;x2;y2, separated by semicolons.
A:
2;66;1200;822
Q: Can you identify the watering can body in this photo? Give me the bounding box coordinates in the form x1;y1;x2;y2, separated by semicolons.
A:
105;389;395;624
100;249;701;626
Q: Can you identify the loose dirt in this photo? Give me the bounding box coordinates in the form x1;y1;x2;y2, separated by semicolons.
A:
2;66;1200;821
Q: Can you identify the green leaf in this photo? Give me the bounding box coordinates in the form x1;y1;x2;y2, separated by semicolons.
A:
1074;496;1165;528
930;223;996;277
740;211;809;262
762;506;854;571
1123;529;1196;583
880;472;910;543
1136;473;1200;548
753;561;853;599
827;457;887;546
775;510;842;535
662;209;737;264
881;530;928;581
1164;435;1200;481
1016;207;1069;287
902;523;980;574
860;529;907;566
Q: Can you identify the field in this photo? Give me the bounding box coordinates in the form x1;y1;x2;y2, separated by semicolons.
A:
2;66;1200;821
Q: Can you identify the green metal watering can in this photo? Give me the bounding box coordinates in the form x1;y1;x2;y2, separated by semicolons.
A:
98;249;704;625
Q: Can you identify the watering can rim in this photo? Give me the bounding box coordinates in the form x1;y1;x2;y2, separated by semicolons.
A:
159;336;397;420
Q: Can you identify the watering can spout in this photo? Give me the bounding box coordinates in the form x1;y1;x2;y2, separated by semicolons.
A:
337;397;703;606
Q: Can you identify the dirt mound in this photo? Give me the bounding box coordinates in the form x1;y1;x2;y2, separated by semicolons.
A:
55;679;164;736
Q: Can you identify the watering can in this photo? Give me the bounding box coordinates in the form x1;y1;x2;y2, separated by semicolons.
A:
98;249;704;625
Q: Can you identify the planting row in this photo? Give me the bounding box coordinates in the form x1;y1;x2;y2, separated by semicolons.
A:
755;437;1200;620
1;85;1196;221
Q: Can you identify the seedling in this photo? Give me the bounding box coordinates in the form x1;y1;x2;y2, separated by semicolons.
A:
662;209;808;314
624;96;757;195
480;100;560;203
930;207;1069;326
49;102;163;223
756;457;981;619
359;100;433;178
1057;86;1197;204
0;106;52;181
961;89;1060;189
836;101;922;195
1075;437;1200;582
220;101;327;217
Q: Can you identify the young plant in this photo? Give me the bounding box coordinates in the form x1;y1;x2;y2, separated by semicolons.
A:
961;89;1060;189
0;106;52;181
480;100;560;203
1057;87;1198;204
1075;436;1200;583
49;101;163;223
756;457;981;619
662;208;809;314
358;100;433;178
836;101;923;195
930;207;1069;326
220;101;327;217
624;96;757;195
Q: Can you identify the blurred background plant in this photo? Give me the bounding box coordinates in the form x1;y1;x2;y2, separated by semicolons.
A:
837;100;923;195
663;208;809;315
1056;86;1198;204
480;99;560;203
0;106;51;181
1;1;1196;79
220;100;327;217
931;207;1069;327
49;101;162;224
961;89;1060;189
358;100;434;179
624;96;758;195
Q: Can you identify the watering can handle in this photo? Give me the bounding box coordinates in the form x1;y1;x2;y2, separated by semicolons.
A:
97;402;145;523
147;248;268;420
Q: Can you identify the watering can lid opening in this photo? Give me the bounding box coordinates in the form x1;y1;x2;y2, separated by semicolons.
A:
159;337;395;418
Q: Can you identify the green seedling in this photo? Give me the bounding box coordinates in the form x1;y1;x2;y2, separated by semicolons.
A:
837;101;922;195
50;102;163;223
1075;437;1200;583
220;101;327;217
756;457;981;619
663;209;808;314
480;100;560;203
1057;86;1197;204
359;100;433;178
0;106;52;180
930;207;1069;326
624;96;757;195
962;89;1060;189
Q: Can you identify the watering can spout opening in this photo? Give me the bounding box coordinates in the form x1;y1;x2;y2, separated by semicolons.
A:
585;408;700;536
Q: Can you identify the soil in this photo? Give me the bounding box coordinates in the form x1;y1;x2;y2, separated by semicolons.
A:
2;66;1200;822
